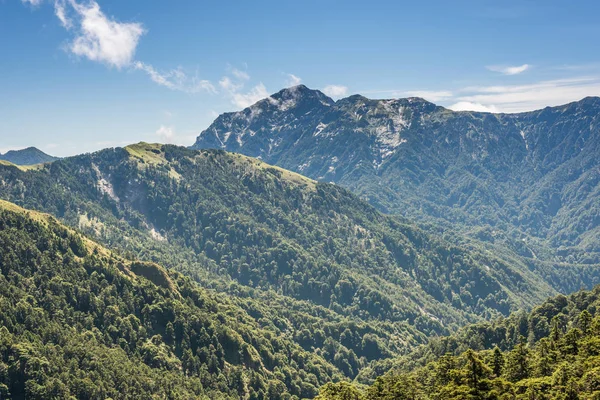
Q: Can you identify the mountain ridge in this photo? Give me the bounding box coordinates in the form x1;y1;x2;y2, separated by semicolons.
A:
0;198;348;398
0;146;59;166
192;87;600;264
3;143;599;382
2;140;600;397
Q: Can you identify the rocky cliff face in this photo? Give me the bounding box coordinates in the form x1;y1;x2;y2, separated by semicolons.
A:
193;86;600;262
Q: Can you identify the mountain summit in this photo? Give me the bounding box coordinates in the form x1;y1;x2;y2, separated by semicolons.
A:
193;88;600;263
196;85;335;151
0;146;58;165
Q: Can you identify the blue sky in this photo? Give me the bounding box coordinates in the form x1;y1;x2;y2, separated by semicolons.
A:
1;0;600;156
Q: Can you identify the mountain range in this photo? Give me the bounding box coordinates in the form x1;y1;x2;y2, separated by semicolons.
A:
2;142;599;393
192;86;600;264
1;87;600;398
0;147;58;166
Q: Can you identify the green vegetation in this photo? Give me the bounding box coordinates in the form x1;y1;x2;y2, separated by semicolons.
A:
1;143;600;385
193;89;600;264
2;90;599;398
318;285;600;399
0;200;348;399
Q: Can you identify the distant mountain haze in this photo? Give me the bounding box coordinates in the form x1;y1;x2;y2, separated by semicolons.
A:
192;86;600;264
0;146;59;165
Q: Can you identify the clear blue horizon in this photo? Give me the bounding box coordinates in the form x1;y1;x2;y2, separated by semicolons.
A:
1;0;600;156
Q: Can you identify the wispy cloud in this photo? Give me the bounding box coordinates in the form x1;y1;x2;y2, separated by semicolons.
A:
21;0;215;92
230;67;250;81
20;0;44;6
486;64;530;75
405;90;453;102
448;76;600;113
54;0;72;28
286;74;302;87
156;125;176;143
322;85;348;98
363;75;600;113
219;67;270;108
231;83;269;109
219;76;243;92
552;62;600;72
134;62;215;94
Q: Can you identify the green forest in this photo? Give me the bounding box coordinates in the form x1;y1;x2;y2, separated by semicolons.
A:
194;90;600;266
2;1;599;398
1;144;600;399
0;200;344;399
317;285;600;399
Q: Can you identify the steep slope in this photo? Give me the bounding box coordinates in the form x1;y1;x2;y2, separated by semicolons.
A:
1;143;596;378
318;285;600;399
0;147;58;165
0;200;345;399
192;87;600;263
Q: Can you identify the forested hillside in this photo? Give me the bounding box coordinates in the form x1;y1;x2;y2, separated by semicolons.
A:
1;143;597;382
0;200;348;399
317;284;600;399
193;86;600;264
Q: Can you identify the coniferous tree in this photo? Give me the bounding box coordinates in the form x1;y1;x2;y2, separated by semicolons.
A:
491;346;504;378
504;338;530;382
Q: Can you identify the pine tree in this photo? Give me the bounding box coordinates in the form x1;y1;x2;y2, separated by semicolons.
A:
491;346;504;378
504;337;530;382
534;338;554;377
578;310;592;335
464;349;490;393
436;353;458;386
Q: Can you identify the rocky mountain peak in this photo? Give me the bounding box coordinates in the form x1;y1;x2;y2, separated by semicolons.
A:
262;84;335;112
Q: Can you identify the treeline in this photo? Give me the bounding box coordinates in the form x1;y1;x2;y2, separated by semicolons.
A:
318;285;600;399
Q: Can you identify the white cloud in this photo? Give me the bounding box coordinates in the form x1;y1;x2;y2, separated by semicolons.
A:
25;1;214;91
21;0;44;6
286;74;302;87
553;63;600;72
405;90;453;102
323;85;348;98
218;67;270;109
231;83;269;109
134;62;215;93
156;125;175;144
390;76;600;113
218;76;243;92
448;101;500;113
66;1;145;68
454;77;600;113
231;68;250;81
486;64;530;75
54;0;72;28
